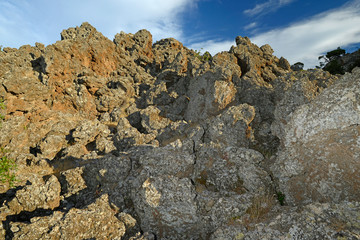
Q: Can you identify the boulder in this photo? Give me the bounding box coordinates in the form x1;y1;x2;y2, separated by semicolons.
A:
10;194;127;240
210;201;360;240
271;68;360;205
204;104;256;147
1;174;60;221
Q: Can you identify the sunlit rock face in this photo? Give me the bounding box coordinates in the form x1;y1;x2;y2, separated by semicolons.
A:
1;22;359;239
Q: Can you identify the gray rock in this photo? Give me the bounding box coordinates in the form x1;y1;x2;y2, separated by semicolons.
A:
94;76;135;113
204;104;256;147
271;69;337;140
272;68;360;205
140;105;171;133
193;145;271;195
72;119;110;144
114;117;158;150
60;167;87;199
11;194;127;240
210;201;360;240
184;71;237;122
130;175;202;239
1;174;60;221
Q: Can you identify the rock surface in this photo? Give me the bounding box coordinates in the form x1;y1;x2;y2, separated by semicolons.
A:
0;22;359;239
271;68;360;206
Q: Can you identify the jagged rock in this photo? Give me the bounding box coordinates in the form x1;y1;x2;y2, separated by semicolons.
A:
193;145;270;195
210;201;360;240
125;141;201;239
340;49;360;72
114;117;158;150
1;22;360;239
131;175;201;239
59;167;87;199
192;145;275;234
114;29;154;67
151;38;190;74
129;232;156;240
54;153;132;211
204;104;256;147
272;68;360;205
1;174;60;221
271;69;338;140
72;119;109;144
129;142;196;178
94;76;135;113
231;36;290;83
140;105;171;133
291;62;304;71
10;194;127;239
185;71;237;122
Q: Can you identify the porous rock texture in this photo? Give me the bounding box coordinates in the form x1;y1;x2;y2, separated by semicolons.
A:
0;22;359;239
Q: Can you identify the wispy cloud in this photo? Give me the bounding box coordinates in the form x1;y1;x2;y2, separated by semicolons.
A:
244;0;296;17
187;39;234;55
244;22;258;31
251;0;360;68
0;0;198;48
189;0;360;69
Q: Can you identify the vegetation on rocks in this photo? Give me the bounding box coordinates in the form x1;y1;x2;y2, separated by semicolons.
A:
0;149;16;187
194;48;212;62
318;47;360;74
0;98;4;121
0;99;17;188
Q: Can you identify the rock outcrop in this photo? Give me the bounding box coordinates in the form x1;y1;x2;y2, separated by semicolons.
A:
0;22;359;239
272;68;360;205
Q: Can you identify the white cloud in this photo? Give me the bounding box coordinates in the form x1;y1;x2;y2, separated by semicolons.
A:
187;39;234;56
250;0;360;68
0;0;197;48
244;0;296;16
187;0;360;69
244;22;258;31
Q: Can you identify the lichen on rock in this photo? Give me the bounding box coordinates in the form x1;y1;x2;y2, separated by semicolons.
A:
0;22;359;239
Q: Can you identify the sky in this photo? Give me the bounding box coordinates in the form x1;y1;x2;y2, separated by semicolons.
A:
1;0;360;68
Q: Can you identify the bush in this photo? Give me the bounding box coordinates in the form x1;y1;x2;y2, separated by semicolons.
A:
0;99;17;188
291;62;304;71
318;47;346;74
0;148;17;187
276;191;285;206
0;98;4;121
194;48;212;62
323;60;344;75
326;47;345;60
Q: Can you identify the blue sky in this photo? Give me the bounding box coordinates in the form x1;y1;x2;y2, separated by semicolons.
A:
1;0;360;68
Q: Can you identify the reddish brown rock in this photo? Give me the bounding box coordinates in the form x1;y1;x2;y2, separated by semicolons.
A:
1;22;358;240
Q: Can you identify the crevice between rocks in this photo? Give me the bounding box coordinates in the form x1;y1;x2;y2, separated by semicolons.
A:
236;58;249;78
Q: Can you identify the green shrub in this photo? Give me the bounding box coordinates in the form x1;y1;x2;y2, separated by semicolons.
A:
194;48;212;62
318;47;346;74
323;60;344;75
326;47;345;60
276;191;285;206
0;148;17;187
0;98;4;121
0;99;16;188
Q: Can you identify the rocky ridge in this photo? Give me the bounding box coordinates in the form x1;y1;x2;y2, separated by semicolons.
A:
0;22;359;239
